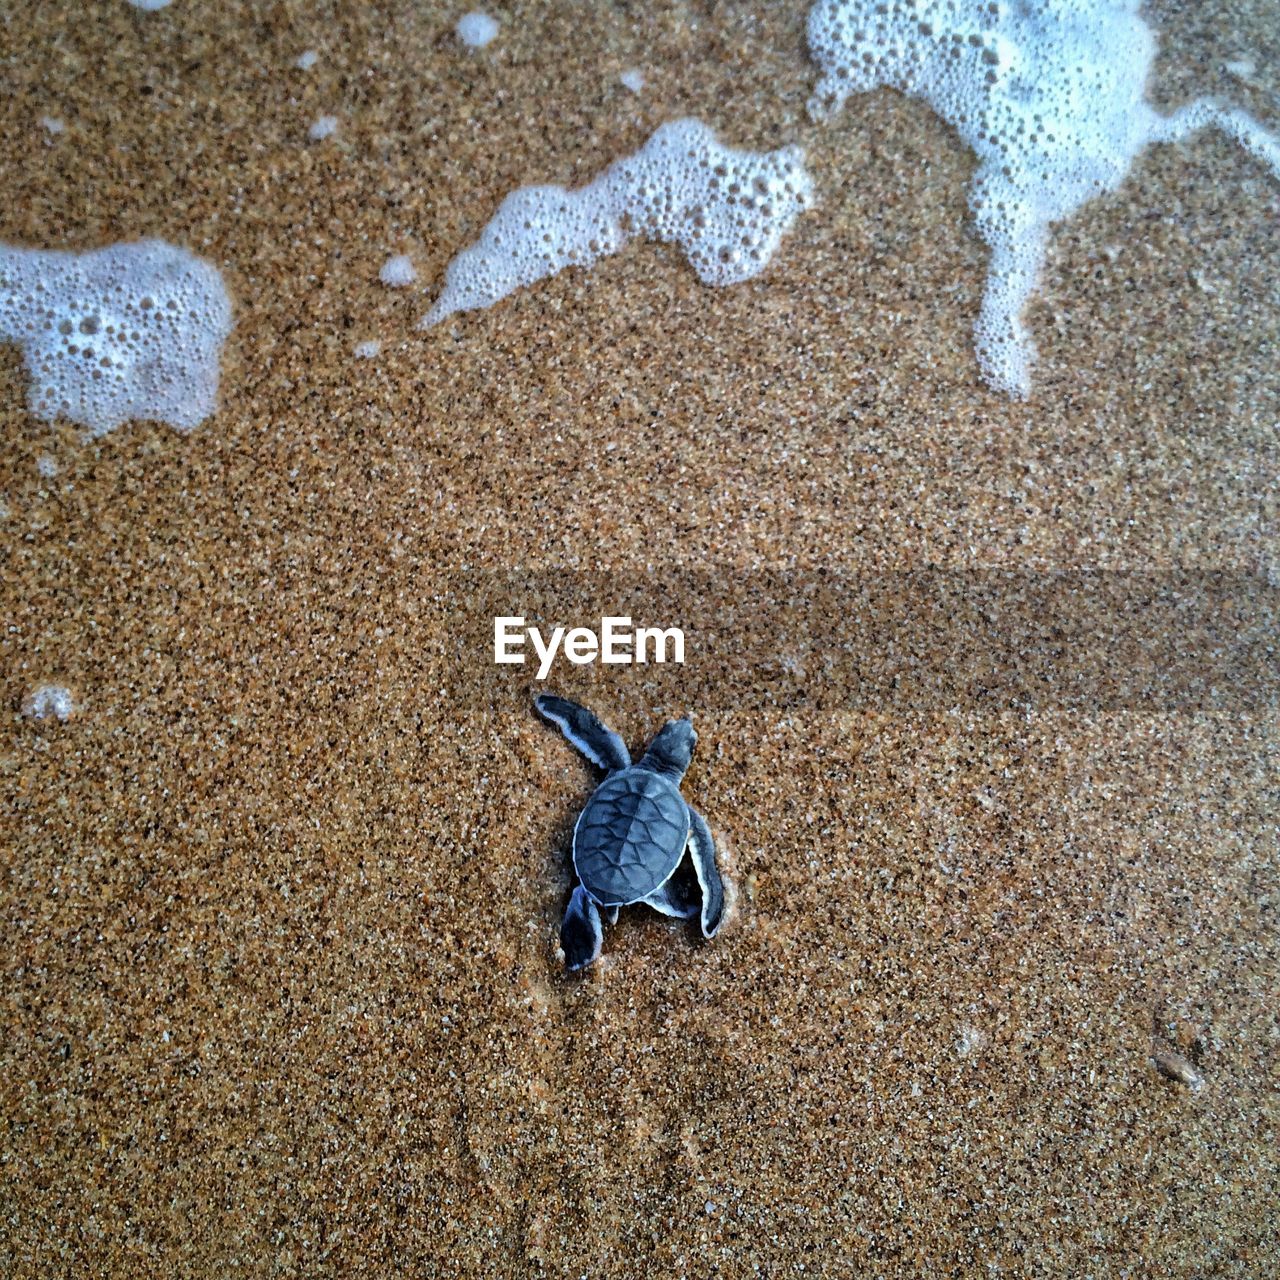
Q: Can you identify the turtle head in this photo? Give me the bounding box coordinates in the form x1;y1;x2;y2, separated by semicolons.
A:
639;716;696;780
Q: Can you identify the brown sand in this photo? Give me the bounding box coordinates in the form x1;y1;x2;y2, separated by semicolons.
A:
2;2;1278;1275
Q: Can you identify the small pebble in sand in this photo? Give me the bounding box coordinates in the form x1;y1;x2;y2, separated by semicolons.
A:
22;685;76;722
354;340;382;359
39;116;65;135
379;255;417;287
308;115;339;141
1152;1047;1203;1090
36;454;58;478
296;49;319;71
619;68;645;93
456;11;499;48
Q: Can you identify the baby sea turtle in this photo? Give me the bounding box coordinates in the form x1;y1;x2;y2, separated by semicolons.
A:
535;694;725;971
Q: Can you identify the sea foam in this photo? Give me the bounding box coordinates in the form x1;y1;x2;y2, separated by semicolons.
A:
380;254;417;287
456;12;500;49
423;119;813;326
0;239;232;434
807;0;1280;395
21;685;76;722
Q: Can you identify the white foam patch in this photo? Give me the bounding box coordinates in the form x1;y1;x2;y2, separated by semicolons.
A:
807;0;1280;396
36;454;58;478
379;254;417;287
0;239;232;435
423;119;813;326
309;115;339;141
128;0;172;10
354;339;382;358
40;116;65;136
620;69;645;94
296;49;319;71
22;685;76;721
456;12;499;48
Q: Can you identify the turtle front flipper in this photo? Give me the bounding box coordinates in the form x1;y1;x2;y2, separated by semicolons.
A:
535;695;632;772
687;807;725;939
561;884;604;971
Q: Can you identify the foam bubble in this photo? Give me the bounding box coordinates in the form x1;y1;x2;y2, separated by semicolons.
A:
36;454;58;478
379;255;417;287
354;339;382;358
423;119;813;326
39;116;65;136
0;239;233;435
620;69;645;94
21;685;76;722
127;0;172;10
309;115;339;141
807;0;1280;396
456;12;499;49
296;49;319;71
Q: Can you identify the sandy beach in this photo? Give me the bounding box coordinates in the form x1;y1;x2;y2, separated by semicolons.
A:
2;2;1278;1274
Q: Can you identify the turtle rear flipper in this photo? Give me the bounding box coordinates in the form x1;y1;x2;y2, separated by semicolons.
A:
562;885;604;971
687;808;725;938
643;861;700;919
535;695;632;772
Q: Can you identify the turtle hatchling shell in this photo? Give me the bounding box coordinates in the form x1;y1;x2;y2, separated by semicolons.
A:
572;768;690;906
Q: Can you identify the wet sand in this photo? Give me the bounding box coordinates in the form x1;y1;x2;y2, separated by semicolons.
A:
2;2;1278;1275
